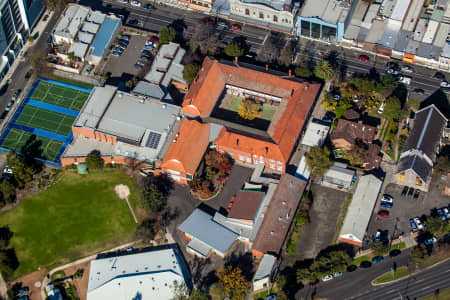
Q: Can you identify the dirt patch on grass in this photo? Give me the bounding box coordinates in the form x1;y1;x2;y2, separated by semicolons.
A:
114;184;130;199
11;268;48;300
61;261;91;300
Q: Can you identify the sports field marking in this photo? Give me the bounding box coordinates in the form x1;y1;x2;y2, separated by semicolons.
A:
16;105;76;136
1;128;63;161
31;81;90;111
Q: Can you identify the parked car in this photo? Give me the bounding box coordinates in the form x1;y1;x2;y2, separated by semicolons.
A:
387;61;399;69
414;217;424;230
407;188;414;197
18;297;29;300
85;64;94;75
374;230;382;242
128;19;138;25
322;274;333;282
16;287;29;296
118;0;128;3
437;208;446;221
399;76;411;85
265;295;277;300
371;256;384;263
360;261;372;268
380;202;393;209
409;218;418;232
401;186;408;196
113;47;124;53
144;3;154;9
434;72;446;80
358;55;369;62
111;50;122;56
401;65;413;73
133;63;143;69
141;50;152;57
440;81;450;88
347;265;357;272
143;44;154;51
202;17;213;24
130;0;142;6
334;271;343;278
119;34;130;41
412;88;424;95
424;237;437;245
46;36;52;46
443;207;450;220
390;249;401;257
377;102;385;114
149;36;159;44
413;190;420;199
5;100;14;111
378;210;389;218
381;194;393;203
333;94;341;100
229;24;241;30
387;68;399;75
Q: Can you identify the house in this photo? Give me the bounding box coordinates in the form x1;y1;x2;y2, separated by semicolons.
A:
252;254;277;292
252;174;306;258
181;57;320;176
61;86;182;167
363;143;382;171
322;164;356;190
85;16;121;65
87;246;192;300
301;119;330;147
395;105;448;192
332;119;376;150
178;208;239;258
339;174;382;247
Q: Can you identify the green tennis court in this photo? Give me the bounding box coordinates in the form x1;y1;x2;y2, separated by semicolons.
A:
2;129;63;161
31;81;90;111
16;106;75;136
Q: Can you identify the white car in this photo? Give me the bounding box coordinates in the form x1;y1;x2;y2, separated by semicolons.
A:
334;272;343;277
440;81;450;88
381;194;393;203
322;274;333;282
3;164;13;174
117;0;128;3
414;217;424;230
401;65;413;73
130;0;141;6
399;76;411;85
378;102;385;114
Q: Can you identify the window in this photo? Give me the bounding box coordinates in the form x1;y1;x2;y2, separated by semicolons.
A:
239;155;245;161
277;166;283;171
259;12;264;19
245;8;250;15
273;15;278;22
246;157;252;163
277;161;282;165
169;169;180;175
186;174;193;180
270;164;275;169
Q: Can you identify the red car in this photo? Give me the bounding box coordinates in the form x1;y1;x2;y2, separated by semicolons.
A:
229;24;241;30
358;55;369;62
149;36;159;44
202;17;213;24
378;210;389;218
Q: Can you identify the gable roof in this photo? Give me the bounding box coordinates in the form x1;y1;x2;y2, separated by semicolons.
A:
397;152;432;182
161;118;210;175
228;190;265;221
332;119;376;145
402;104;447;161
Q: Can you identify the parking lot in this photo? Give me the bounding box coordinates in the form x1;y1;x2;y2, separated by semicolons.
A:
366;175;450;243
102;33;151;83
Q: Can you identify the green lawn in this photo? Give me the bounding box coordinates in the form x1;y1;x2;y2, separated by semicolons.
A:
228;96;277;121
0;170;139;277
420;288;450;300
390;242;406;251
351;255;371;266
31;81;90;111
372;266;409;284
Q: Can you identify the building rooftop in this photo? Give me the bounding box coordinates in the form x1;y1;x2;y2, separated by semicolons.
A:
63;135;116;158
87;10;106;24
397;152;432;182
380;0;396;18
323;165;355;182
54;5;89;40
87;247;191;300
379;19;401;48
442;42;450;58
228;190;265;222
363;144;382;170
301;119;330;147
241;0;292;12
401;0;424;31
300;0;352;25
252;174;306;256
78;31;94;44
82;22;99;34
253;254;276;282
178;209;239;256
365;19;386;44
90;17;120;57
433;23;450;48
339;174;382;246
69;42;88;59
390;0;411;22
422;20;439;44
132;81;165;100
416;43;442;60
332;119;376;146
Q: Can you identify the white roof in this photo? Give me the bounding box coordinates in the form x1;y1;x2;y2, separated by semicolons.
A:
82;22;99;34
295;155;310;181
253;254;276;282
422;20;439;44
433;23;450;48
324;165;355;182
339;175;382;245
87;10;106;24
69;42;88;58
78;31;94;44
300;0;351;24
401;0;424;31
54;5;89;40
390;0;411;22
301;120;330;147
87;248;190;300
75;85;117;129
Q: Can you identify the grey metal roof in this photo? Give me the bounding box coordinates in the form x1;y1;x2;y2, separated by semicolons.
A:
405;38;420;54
365;19;386;43
87;10;106;24
379;19;401;48
433;23;450;48
393;30;413;52
209;123;223;142
63;135;116;158
416;43;442;60
69;42;88;58
54;5;89;40
401;0;424;31
187;239;212;257
300;0;352;25
178;209;239;255
132;81;165;100
78;31;94;44
75;85;117;129
82;22;99;34
253;254;276;282
442;42;450;58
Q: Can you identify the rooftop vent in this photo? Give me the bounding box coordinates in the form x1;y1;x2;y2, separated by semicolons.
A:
162;104;167;109
282;201;286;205
270;231;274;235
119;92;123;97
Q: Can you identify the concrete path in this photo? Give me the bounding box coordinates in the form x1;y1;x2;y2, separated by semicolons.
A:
125;196;138;224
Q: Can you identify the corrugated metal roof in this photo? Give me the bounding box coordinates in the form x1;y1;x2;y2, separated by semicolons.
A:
253;254;276;281
90;17;120;57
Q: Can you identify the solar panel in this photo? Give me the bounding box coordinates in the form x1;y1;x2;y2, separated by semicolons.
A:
145;131;162;149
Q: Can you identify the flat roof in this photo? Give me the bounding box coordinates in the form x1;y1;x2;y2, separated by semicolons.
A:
178;209;239;255
300;0;351;25
228;190;265;221
380;0;396;18
75;85;117;129
433;23;450;47
379;19;401;48
78;31;94;44
390;0;411;22
422;20;439;44
339;175;382;245
324;165;355;182
82;22;99;34
132;81;165;99
402;0;425;31
90;17;120;57
87;10;106;24
442;42;450;58
63;135;115;158
365;19;386;43
363;4;380;28
54;5;89;40
301;119;330;147
69;42;88;58
87;247;190;300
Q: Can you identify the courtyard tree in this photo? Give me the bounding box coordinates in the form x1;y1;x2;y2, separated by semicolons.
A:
224;42;244;58
435;155;450;175
349;77;376;96
348;141;368;166
0;180;16;205
85;151;104;170
383;96;401;121
67;52;77;62
238;99;260;120
371;241;389;257
379;74;398;92
141;175;172;212
217;265;250;300
30;49;49;77
305;146;332;176
321;93;338;111
7;152;34;189
295;66;313;78
159;26;176;44
182;64;200;85
314;60;334;81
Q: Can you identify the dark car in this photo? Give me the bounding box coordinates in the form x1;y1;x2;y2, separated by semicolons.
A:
43;14;49;21
412;88;424;95
378;210;389;218
407;188;414;197
119;35;130;41
387;61;399;69
46;36;52;46
434;72;446;80
371;256;384;263
380;202;393;209
413;190;420;199
401;186;408;196
360;261;372;268
389;249;401;257
141;50;152;56
144;3;154;9
128;19;138;25
347;265;357;272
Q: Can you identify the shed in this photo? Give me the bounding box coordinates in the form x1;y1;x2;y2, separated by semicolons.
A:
253;254;277;292
322;165;355;188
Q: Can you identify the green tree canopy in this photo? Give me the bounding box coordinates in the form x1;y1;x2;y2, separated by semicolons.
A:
380;74;398;92
189;289;209;300
85;151;104;170
217;266;250;300
182;64;200;85
382;96;401;121
238;99;260;120
7;152;34;189
348;77;376;95
0;180;16;204
371;241;389;256
142;182;164;212
295;67;313;78
321;93;338;111
159;26;176;44
314;60;334;81
409;244;428;266
67;52;77;61
425;216;446;234
305;146;333;176
224;42;244;57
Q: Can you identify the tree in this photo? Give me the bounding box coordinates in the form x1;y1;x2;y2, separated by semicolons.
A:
217;266;250;300
383;96;401;121
31;49;49;77
295;67;313;78
278;46;293;67
224;42;244;58
434;155;450;175
27;36;34;43
125;77;138;90
85;151;104;170
159;26;176;44
45;0;69;11
209;282;226;299
314;60;334;81
172;280;189;300
238;99;260;120
348;77;376;96
305;146;332;176
371;241;389;256
409;244;428;267
0;180;15;204
296;267;315;283
189;289;209;300
67;52;77;61
142;182;164;212
182;64;200;85
256;38;279;63
7;152;34;189
348;141;368;166
134;218;160;243
380;74;398;92
321;93;338;111
187;24;217;55
425;216;446;234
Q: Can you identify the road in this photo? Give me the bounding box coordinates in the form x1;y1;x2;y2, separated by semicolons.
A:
296;249;450;300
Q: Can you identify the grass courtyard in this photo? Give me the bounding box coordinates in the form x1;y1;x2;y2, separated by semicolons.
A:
228;96;277;121
0;170;139;277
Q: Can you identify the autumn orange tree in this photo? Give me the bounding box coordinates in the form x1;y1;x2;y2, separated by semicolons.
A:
238;99;260;120
217;266;250;300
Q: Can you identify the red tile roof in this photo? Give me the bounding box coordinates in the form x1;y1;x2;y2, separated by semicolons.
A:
161;118;210;175
228;190;265;221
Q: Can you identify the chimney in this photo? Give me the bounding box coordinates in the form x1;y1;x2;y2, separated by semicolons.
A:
236;138;239;145
265;146;269;154
265;64;268;71
288;69;292;77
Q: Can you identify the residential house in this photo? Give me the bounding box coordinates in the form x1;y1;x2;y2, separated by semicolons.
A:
339;174;382;247
252;254;277;292
87;246;192;300
332;119;376;150
301;119;330;147
395;105;448;192
363;143;382;171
